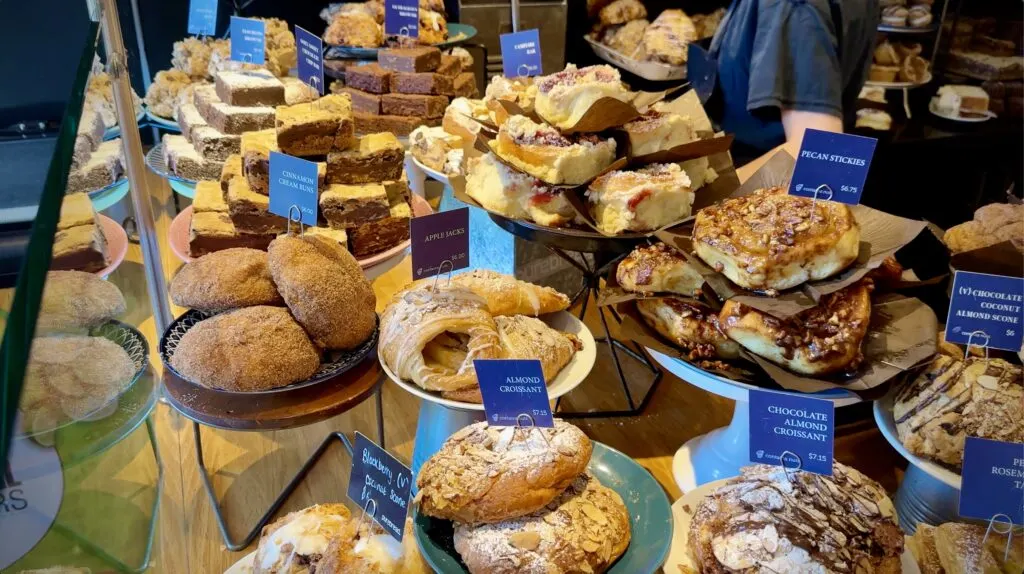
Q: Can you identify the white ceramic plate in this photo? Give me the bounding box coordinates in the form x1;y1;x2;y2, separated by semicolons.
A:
665;478;922;573
381;310;596;411
411;155;450;185
865;71;933;89
928;98;996;123
224;551;255;574
873;391;962;489
584;35;686;81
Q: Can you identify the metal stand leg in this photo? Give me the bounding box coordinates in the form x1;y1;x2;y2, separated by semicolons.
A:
51;417;163;573
544;246;663;419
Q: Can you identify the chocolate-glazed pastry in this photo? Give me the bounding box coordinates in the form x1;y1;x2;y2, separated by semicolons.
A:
690;463;904;574
894;355;1023;471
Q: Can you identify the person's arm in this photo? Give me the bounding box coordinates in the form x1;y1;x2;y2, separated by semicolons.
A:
736;109;844;183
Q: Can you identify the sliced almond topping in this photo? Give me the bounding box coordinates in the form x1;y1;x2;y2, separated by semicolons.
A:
581;503;608;525
509;530;541;550
977;374;1000;390
581;540;601;553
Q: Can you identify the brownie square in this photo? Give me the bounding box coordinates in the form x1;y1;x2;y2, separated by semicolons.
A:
176;102;208;142
226;176;287;234
326;133;404;184
189;211;275;257
51;224;109;273
320;183;390;228
164;134;224;181
437;54;462;77
190;125;241;162
221;154;243;193
348;201;412;257
346;64;392;95
452;72;479;97
381;93;448;118
354;112;440;137
275;94;354;156
215;70;286;107
194;180;229;213
379;47;442;73
195;84;276;135
383;175;411;205
305;226;349;250
390;72;453;95
344;87;383;115
240;129;279;195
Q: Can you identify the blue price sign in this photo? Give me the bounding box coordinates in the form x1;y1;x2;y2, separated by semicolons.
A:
959;437;1024;524
500;29;542;78
384;0;419;37
295;26;324;96
788;129;877;205
748;389;834;476
269;152;319;226
187;0;217;36
946;271;1024;352
347;432;413;541
230;16;265;65
409;208;469;280
474;359;554;428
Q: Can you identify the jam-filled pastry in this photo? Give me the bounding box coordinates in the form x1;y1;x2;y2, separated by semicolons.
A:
464;153;579;227
586;163;694;234
719;279;874;376
621;109;696;157
490;115;617;185
533;64;632;130
637;297;740;360
692;186;861;291
642;9;697;66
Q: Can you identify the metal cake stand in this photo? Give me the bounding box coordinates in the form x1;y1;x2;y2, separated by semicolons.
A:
488;213;662;417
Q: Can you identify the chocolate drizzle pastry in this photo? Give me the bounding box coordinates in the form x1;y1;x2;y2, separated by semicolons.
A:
689;463;904;574
453;473;631;574
894;355;1023;471
415;420;592;524
692;187;860;292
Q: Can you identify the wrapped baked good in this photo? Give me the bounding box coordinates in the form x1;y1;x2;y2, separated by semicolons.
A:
490;115;617;185
616;243;703;297
534;64;632;130
600;19;649;57
453;473;630;574
253;503;351;573
586;163;694;234
415;420;592;523
464;153;579;227
893;355;1023;471
689;463;904;573
621;109;696;157
638;298;740;360
692;187;861;291
642;9;697;66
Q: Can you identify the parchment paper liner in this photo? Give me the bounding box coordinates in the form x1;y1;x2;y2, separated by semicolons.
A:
551;84;685;134
655;150;929;317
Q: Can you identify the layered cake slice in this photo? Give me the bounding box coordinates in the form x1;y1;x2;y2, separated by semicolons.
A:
66;139;123;194
319;183;390;228
188;211;275;257
326;132;403;184
163;134;224;181
215;70;286;106
194;84;276;135
226;176;287;234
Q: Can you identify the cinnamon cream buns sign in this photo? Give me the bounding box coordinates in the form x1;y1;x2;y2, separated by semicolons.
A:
409;207;469;280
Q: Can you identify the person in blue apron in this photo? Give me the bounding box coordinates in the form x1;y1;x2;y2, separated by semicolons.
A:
691;0;880;181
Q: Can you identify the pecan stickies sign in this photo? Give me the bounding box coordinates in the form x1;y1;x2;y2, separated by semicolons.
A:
347;432;413;541
788;129;877;205
946;271;1024;352
474;359;554;427
410;207;469;280
748;389;835;476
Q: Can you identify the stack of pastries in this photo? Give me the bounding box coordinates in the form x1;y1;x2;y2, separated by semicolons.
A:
616;187;886;377
465;63;718;235
415;420;631;573
907;521;1023;573
379;270;581;402
167;236;377;392
251;504;429;573
687;463;904;572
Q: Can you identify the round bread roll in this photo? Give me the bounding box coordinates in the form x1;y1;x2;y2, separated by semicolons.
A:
170;248;283;313
170;306;321;392
692;187;860;292
453;473;631;574
37;271;126;334
21;335;136;435
416;420;592;524
268;234;377;350
253;503;351;574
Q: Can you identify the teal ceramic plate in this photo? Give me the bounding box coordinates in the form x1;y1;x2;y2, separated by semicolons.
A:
88;178;130;212
414;441;673;573
102;112;147;140
326;23;477;58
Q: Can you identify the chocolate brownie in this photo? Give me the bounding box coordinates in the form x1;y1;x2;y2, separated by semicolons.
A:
194;180;229;213
326;132;404;184
436;54;462;77
190;125;241;162
189;211;275;257
164;134;224;181
354;112;440;137
226;176;287;234
390;72;454;95
382;175;411;205
345;64;392;94
195;84;276;135
343;87;383;115
452;72;479;97
320;183;390;228
221;154;243;193
348;200;412;256
176;102;209;142
379;47;442;73
240;129;279;195
51;224;109;273
215;70;286;106
381;93;448;118
275;93;354;156
305;226;349;250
